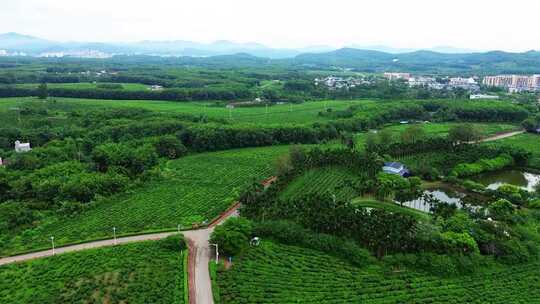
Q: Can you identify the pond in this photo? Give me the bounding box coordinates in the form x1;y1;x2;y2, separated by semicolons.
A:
473;170;540;192
400;189;467;213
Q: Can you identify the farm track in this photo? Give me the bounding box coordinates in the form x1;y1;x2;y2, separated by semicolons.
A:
478;130;525;142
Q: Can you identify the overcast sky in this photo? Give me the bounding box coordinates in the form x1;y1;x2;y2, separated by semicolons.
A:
1;0;539;51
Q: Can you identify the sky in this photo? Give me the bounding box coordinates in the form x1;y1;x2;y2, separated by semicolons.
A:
1;0;539;51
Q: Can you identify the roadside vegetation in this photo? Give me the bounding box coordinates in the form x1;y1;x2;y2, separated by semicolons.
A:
0;235;187;304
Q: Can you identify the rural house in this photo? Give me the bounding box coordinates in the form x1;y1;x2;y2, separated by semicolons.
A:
14;140;31;153
382;162;410;177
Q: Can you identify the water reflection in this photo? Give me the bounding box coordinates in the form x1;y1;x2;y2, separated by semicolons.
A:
474;170;540;192
400;190;466;212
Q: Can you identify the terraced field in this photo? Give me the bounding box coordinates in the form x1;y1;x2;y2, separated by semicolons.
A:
0;240;186;304
0;145;290;256
279;166;361;201
218;241;540;303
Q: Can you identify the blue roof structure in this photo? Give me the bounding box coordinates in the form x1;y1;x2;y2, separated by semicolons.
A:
382;162;410;177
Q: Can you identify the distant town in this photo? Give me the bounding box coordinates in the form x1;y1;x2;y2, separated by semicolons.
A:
315;72;540;99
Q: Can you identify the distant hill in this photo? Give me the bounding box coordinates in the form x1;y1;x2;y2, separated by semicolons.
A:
0;32;308;58
292;48;540;74
1;33;539;74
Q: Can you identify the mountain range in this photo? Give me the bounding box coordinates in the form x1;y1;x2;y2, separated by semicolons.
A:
0;32;522;59
1;33;539;74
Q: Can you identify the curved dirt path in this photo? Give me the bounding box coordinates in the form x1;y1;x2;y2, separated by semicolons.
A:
478;130;525;142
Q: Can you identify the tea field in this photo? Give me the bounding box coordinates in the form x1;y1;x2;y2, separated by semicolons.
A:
0;97;369;125
217;241;540;303
0;240;185;304
279;166;361;202
0;145;291;256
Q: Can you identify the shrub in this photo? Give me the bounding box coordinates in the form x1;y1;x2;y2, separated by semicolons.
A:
161;234;187;251
253;220;372;267
0;201;35;231
529;199;540;209
154;135;187;159
440;231;480;255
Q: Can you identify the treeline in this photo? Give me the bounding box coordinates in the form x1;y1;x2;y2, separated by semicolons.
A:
0;86;254;102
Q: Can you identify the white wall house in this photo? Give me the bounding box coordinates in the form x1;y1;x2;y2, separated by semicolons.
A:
14;140;31;153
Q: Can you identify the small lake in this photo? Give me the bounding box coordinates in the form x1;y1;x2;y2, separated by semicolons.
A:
400;189;466;213
473;170;540;192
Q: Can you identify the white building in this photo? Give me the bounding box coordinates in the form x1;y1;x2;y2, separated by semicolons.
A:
149;85;164;91
15;140;31;153
470;94;500;100
384;72;411;81
449;77;479;91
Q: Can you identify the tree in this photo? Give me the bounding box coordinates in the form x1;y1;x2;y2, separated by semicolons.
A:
154;136;187;159
488;199;514;221
37;82;48;100
210;217;253;256
400;125;426;144
448;124;483;144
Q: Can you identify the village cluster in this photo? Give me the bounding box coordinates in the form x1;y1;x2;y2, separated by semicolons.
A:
315;72;540;99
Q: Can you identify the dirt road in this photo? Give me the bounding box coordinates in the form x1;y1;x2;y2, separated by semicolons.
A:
479;130;525;142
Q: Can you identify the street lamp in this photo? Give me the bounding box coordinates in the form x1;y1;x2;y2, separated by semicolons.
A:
210;243;219;265
113;227;117;245
50;236;55;255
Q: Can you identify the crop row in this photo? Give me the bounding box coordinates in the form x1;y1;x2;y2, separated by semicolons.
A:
279;166;360;201
1;145;290;256
218;241;540;303
0;240;185;304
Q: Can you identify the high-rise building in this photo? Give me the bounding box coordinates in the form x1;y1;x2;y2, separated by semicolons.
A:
483;75;540;91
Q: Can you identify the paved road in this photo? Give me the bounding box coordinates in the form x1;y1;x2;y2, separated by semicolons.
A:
0;231;177;266
0;205;239;304
184;208;239;304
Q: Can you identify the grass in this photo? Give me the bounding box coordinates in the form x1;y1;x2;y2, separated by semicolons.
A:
16;82;150;91
0;97;370;125
0;239;185;304
218;240;540;303
279;166;361;202
0;145;290;256
352;198;430;221
485;133;540;169
354;122;519;149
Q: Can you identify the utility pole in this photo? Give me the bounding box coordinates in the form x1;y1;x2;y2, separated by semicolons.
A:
210;243;219;264
113;227;117;245
177;224;181;233
50;236;55;255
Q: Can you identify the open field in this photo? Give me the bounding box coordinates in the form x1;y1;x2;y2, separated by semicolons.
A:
16;82;150;91
0;240;185;304
352;198;430;220
0;145;290;256
279;166;360;201
218;241;540;304
0;97;370;125
355;122;520;149
485;133;540;169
